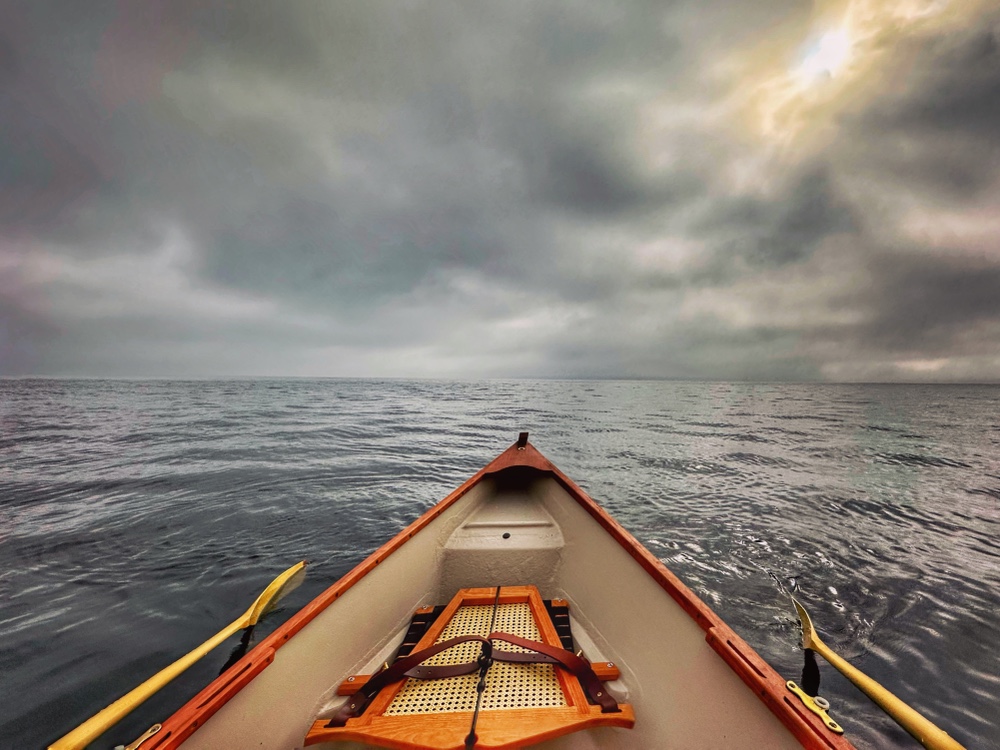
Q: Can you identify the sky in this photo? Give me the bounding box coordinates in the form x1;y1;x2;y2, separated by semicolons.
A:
1;0;999;381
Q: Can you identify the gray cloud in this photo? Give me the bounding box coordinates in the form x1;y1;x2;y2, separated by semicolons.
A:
849;251;1000;354
691;165;858;279
845;11;1000;199
868;22;1000;139
1;1;999;379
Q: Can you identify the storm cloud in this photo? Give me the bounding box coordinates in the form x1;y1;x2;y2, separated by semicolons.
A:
2;0;998;380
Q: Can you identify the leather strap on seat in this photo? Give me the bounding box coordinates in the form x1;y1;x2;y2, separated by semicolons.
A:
327;632;620;727
327;634;488;727
491;633;620;714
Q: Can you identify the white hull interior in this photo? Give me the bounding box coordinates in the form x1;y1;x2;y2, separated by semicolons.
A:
179;466;806;750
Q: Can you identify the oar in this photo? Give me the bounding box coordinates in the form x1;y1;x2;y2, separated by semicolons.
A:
791;597;965;750
49;561;308;750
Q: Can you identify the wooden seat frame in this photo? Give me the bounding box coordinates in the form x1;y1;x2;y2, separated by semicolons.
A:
305;585;634;749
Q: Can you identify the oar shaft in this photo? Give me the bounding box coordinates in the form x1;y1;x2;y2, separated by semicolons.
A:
48;622;240;750
49;562;305;750
813;641;965;750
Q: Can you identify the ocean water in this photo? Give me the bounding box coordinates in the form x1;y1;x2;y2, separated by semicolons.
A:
1;379;997;749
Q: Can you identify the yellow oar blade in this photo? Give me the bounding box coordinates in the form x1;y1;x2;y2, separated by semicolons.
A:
791;596;819;650
49;561;308;750
790;597;966;750
244;560;308;627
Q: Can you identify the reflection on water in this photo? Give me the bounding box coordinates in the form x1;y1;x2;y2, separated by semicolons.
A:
1;379;997;748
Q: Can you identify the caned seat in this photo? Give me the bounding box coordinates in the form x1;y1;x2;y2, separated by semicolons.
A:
305;585;634;749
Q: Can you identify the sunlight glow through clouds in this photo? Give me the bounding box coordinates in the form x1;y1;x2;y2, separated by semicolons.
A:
736;0;983;146
796;28;853;83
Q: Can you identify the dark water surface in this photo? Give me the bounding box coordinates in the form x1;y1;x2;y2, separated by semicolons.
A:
1;379;997;749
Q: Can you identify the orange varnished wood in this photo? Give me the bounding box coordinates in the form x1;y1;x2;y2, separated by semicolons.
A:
337;677;364;696
590;662;620;682
307;586;632;749
522;587;587;712
306;704;635;749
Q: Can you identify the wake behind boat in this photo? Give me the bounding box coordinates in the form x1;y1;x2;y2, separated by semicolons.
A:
55;434;939;749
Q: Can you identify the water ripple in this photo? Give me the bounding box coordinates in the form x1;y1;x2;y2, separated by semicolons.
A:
0;379;997;749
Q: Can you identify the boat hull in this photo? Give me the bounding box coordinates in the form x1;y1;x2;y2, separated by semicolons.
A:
146;440;853;750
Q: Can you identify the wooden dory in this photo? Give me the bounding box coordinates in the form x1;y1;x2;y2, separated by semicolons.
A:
134;436;855;750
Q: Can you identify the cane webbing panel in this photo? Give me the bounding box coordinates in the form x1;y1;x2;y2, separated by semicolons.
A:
384;602;566;715
304;586;635;749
